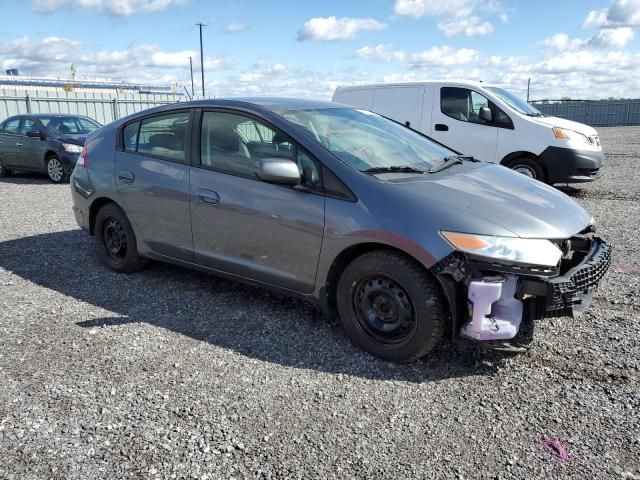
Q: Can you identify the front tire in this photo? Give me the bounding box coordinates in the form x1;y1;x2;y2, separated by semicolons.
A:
0;158;11;178
46;155;68;183
505;157;546;182
95;203;146;273
336;250;445;363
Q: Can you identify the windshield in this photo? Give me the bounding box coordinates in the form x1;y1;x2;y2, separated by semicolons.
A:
486;87;543;116
37;116;101;135
279;107;455;172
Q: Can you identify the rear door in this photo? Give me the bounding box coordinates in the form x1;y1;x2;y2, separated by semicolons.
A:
189;109;325;293
0;117;21;168
16;118;46;170
371;86;425;130
115;110;194;261
430;86;499;162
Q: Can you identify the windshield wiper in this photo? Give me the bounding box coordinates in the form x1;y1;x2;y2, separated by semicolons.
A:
363;165;426;175
428;155;478;174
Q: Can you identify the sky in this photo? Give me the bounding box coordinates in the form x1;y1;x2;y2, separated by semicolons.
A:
1;0;639;100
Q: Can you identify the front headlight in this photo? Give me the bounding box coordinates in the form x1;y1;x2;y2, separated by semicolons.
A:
441;231;562;267
62;143;83;153
552;127;589;144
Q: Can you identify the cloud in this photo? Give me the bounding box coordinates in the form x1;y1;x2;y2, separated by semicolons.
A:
297;16;386;42
437;16;493;37
355;44;406;62
30;0;187;16
409;46;479;68
584;0;640;28
536;33;586;51
224;23;247;33
537;27;634;51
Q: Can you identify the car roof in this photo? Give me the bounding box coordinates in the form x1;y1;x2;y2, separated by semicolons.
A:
178;97;341;112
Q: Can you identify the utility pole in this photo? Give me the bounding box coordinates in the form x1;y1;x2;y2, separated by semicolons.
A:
527;77;531;103
196;22;206;97
188;56;195;97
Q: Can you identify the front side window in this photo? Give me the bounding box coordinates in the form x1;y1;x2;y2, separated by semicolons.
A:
137;112;190;163
200;111;320;187
280;107;454;172
21;119;40;136
2;118;20;134
441;87;513;128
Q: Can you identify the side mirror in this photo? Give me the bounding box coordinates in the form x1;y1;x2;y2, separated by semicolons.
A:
256;158;301;185
479;107;493;123
26;131;43;139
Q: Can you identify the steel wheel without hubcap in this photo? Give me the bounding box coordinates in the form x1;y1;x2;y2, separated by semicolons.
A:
352;275;416;345
47;157;64;182
103;217;128;263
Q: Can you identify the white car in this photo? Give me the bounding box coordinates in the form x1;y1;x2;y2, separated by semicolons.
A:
332;80;604;184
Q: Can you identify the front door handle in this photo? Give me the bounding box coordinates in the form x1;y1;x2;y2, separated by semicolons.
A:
198;189;219;205
15;142;23;147
117;171;135;184
434;124;449;132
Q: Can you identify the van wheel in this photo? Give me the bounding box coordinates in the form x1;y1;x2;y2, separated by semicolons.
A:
95;203;146;273
505;157;545;182
336;250;445;363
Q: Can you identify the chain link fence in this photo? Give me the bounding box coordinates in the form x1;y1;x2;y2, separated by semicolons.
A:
531;99;640;127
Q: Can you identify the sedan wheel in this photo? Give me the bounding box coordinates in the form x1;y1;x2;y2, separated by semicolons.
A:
46;156;65;183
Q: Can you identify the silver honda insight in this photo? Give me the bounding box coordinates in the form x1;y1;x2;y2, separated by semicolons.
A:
70;98;611;362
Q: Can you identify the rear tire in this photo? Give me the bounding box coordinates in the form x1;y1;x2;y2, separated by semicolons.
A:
95;203;146;273
336;250;445;363
0;158;11;178
505;157;546;182
46;155;68;183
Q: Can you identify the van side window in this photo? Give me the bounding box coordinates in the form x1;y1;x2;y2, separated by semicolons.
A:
200;111;320;187
137;112;190;163
441;87;513;129
123;121;140;152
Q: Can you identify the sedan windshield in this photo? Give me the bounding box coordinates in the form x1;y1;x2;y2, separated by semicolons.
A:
37;116;101;135
279;107;455;172
486;87;543;117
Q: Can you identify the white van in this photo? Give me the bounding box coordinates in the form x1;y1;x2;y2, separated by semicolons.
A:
332;81;604;184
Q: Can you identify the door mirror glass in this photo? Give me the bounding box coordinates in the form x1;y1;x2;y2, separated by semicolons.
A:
479;107;493;123
256;158;301;185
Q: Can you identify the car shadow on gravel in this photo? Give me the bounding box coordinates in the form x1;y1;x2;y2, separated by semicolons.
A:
0;230;508;382
0;173;51;184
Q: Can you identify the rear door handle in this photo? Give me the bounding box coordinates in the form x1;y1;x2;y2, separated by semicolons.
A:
117;171;135;184
15;142;23;147
434;124;449;132
198;189;219;205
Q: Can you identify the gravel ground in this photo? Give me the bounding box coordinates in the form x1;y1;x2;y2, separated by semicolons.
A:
0;126;639;480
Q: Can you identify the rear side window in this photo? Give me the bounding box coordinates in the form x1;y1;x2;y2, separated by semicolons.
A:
136;112;190;163
2;118;20;134
123;121;139;152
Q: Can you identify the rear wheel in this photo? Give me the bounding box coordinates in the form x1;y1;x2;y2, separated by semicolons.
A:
505;157;545;182
95;203;146;273
0;158;11;178
46;155;67;183
336;250;445;363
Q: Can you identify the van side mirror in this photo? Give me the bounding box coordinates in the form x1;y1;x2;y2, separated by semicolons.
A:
256;158;301;185
479;107;493;123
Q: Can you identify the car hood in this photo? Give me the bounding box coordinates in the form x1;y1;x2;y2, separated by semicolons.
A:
55;134;86;146
531;115;598;136
390;163;592;239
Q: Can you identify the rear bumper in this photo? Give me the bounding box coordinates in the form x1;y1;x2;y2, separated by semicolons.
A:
538;146;604;184
60;152;80;174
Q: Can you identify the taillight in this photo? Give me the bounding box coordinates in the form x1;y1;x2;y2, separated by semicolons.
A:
77;145;88;168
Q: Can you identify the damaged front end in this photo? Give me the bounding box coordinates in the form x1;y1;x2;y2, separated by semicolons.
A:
431;230;612;348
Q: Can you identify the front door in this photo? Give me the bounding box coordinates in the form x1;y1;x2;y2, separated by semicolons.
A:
430;86;499;162
115;110;194;261
190;110;325;293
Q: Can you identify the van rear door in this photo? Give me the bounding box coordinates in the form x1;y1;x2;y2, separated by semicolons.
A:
371;86;425;130
430;85;498;162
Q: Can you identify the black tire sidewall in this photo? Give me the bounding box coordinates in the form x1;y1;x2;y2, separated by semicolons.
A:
0;158;9;177
337;252;445;362
94;203;144;273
